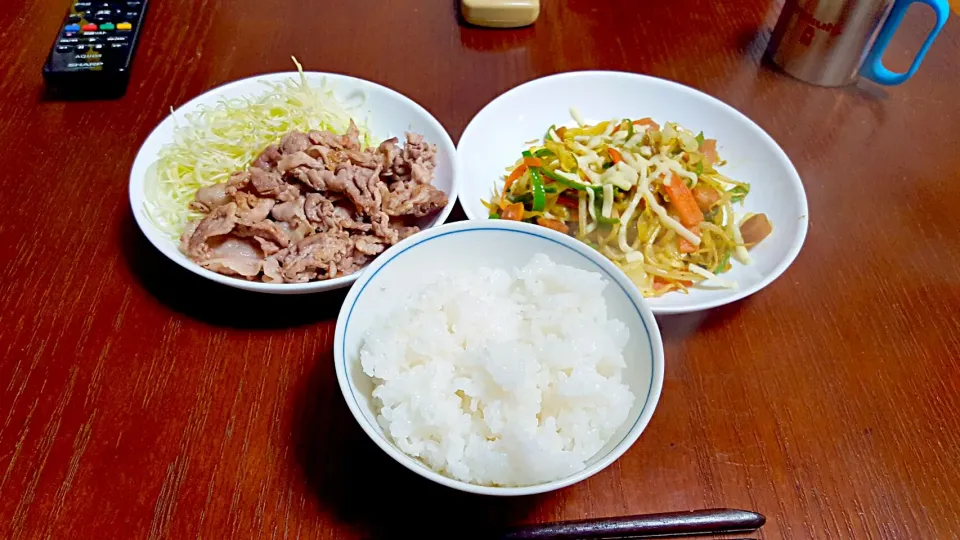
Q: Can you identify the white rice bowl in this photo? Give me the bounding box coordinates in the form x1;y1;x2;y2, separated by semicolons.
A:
359;254;635;487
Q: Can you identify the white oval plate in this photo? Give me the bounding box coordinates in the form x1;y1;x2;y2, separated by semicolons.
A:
129;72;460;295
457;71;808;314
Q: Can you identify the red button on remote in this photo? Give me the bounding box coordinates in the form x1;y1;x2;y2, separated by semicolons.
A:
81;23;98;31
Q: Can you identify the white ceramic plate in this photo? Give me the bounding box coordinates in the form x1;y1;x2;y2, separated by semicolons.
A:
335;220;664;496
457;71;808;314
129;72;460;294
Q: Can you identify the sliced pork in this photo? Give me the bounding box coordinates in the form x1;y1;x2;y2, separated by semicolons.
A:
200;237;263;278
180;126;447;282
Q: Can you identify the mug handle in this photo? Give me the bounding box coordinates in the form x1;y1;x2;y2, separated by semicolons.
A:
861;0;950;85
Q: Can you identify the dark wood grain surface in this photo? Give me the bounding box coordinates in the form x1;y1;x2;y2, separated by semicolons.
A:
2;0;959;538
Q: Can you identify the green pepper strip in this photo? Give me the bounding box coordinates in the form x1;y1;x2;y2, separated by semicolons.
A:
534;148;554;158
713;250;732;273
596;215;620;225
539;168;601;194
544;124;557;142
511;187;557;201
626;119;634;140
489;212;501;219
696;131;705;145
730;185;750;203
522;151;547;212
592;184;619;225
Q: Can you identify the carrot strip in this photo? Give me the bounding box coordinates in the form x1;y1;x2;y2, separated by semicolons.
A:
679;225;700;253
635;117;660;130
505;164;527;189
608;147;623;164
523;156;542;168
612;117;660;134
499;165;527;209
663;172;704;228
500;202;525;221
653;276;693;290
537;217;569;234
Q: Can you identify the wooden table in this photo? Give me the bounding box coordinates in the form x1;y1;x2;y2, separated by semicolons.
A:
3;0;959;538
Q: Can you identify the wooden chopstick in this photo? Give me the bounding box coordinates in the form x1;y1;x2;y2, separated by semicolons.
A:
498;508;765;539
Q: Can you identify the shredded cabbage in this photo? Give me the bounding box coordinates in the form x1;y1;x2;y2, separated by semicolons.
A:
143;58;373;238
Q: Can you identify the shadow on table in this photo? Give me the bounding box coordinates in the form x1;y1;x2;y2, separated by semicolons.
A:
119;212;344;329
292;358;542;540
655;301;747;345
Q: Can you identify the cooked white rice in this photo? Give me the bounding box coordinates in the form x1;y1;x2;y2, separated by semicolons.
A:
359;254;635;487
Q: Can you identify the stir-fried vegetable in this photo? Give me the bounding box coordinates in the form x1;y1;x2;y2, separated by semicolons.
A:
663;172;704;229
482;111;772;297
144;57;372;238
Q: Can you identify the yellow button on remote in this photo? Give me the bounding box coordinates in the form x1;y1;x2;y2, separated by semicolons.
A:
116;22;133;31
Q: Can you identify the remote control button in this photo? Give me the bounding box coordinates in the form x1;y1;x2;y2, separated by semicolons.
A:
99;22;115;30
81;23;97;31
65;23;81;32
106;35;128;42
75;44;88;52
68;13;82;22
85;36;102;43
74;2;93;9
123;11;139;20
56;45;73;53
116;22;132;31
109;42;129;50
126;1;143;8
59;37;80;44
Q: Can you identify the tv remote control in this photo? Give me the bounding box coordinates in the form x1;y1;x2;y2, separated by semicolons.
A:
43;0;150;95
